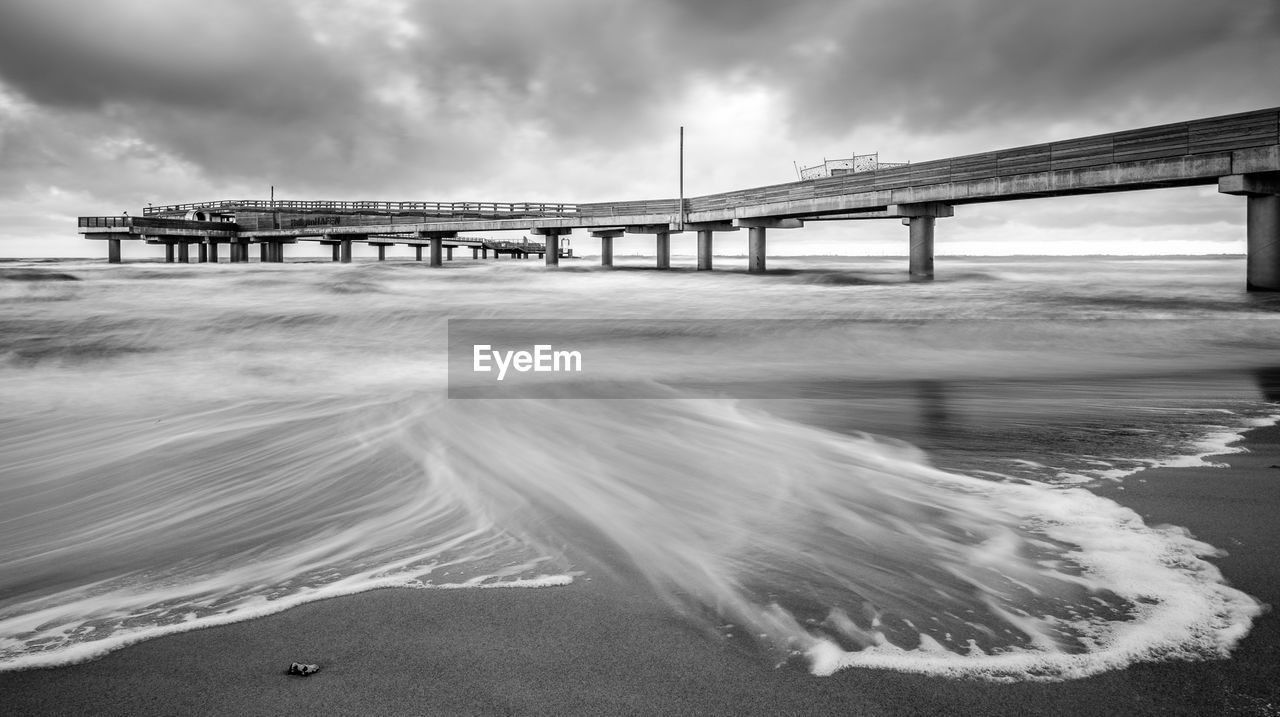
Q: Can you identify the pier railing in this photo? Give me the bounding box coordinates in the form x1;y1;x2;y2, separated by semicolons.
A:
686;107;1278;213
78;216;131;228
143;200;582;216
78;216;240;231
576;199;682;216
127;107;1278;228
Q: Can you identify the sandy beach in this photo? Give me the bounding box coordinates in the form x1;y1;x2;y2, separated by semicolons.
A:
2;422;1276;716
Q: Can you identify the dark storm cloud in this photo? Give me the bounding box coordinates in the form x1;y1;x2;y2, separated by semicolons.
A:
0;1;355;113
0;0;389;193
0;0;1275;198
392;0;835;143
782;0;1280;133
394;0;1280;139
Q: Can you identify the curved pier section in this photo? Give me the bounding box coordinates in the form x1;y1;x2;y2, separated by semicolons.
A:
77;108;1280;289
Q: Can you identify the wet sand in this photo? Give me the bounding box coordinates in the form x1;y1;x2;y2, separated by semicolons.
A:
3;424;1278;716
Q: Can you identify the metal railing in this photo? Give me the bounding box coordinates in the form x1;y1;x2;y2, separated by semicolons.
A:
797;153;909;180
101;107;1279;233
78;216;239;230
143;200;581;216
487;240;547;250
78;216;131;228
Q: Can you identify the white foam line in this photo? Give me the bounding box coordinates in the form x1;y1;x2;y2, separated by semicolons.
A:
0;572;576;673
803;482;1263;682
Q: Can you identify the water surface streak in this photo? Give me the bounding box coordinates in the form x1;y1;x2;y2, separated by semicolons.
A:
1;256;1277;679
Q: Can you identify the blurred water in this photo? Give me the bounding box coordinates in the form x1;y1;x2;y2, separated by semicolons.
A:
0;255;1277;679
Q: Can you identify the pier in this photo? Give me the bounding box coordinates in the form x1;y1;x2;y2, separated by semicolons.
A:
79;107;1280;290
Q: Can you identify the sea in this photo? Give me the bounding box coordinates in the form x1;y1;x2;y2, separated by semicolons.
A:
1;253;1278;681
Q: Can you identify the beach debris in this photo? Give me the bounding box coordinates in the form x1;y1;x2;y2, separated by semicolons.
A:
287;662;321;677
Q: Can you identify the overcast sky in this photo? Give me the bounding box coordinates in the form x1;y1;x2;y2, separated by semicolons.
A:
1;0;1277;258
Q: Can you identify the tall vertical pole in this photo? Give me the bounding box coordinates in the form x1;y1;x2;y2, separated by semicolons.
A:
678;126;684;231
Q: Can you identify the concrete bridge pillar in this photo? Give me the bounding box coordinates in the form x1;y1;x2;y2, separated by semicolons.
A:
733;218;802;273
532;228;571;267
624;225;680;269
259;243;269;262
907;217;934;279
1247;195;1280;291
590;228;624;268
108;237;122;264
748;228;766;273
1220;174;1280;291
340;238;353;263
697;230;713;270
684;222;737;271
891;203;953;280
471;246;479;259
208;240;219;263
178;242;190;263
482;247;489;259
415;231;455;267
376;244;387;261
446;246;454;261
415;246;423;261
198;242;208;263
164;243;175;263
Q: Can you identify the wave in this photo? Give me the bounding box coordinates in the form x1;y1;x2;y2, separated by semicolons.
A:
0;256;1274;679
3;391;1259;679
